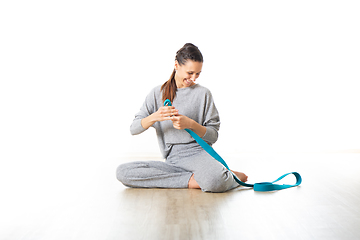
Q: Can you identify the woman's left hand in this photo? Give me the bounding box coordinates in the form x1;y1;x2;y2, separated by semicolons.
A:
170;114;194;130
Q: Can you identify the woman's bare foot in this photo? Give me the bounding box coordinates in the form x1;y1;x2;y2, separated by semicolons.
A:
231;170;248;182
188;174;201;189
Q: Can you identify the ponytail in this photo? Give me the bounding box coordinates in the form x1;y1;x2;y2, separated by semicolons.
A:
161;69;177;102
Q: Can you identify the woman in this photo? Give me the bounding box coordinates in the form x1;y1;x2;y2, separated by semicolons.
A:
116;43;248;192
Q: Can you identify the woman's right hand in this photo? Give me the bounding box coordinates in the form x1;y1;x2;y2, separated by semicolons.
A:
153;106;179;122
141;106;178;130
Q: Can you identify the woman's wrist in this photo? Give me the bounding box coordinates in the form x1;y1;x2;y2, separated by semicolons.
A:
141;114;156;130
189;119;206;137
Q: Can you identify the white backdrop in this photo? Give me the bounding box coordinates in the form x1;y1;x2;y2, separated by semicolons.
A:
1;0;359;164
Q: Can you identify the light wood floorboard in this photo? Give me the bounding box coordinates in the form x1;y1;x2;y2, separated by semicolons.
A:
1;153;359;240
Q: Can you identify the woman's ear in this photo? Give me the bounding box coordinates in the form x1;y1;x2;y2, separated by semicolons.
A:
174;60;179;71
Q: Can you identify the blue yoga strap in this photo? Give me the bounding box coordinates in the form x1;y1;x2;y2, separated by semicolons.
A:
164;99;302;192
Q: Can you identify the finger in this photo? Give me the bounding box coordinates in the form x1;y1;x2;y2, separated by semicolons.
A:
160;113;172;119
171;116;180;121
167;109;179;117
161;106;174;111
160;107;176;117
162;106;175;113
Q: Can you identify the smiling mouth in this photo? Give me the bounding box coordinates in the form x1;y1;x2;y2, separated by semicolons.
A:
184;79;193;85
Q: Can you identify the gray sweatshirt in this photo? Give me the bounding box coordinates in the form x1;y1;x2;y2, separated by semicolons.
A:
130;84;220;159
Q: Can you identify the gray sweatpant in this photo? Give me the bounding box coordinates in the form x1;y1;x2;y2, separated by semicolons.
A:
116;143;238;193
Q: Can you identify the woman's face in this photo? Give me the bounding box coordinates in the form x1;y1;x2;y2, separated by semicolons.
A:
174;60;203;88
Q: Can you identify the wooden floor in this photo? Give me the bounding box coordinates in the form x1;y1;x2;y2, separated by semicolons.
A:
1;153;360;240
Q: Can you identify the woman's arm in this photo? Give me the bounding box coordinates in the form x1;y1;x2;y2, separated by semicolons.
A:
189;119;207;137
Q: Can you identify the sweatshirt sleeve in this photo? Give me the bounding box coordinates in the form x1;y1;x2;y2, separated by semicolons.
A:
201;90;220;145
130;88;157;135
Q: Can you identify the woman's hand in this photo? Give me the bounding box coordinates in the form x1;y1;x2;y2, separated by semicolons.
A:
141;106;178;130
170;114;194;130
171;113;207;137
153;106;179;122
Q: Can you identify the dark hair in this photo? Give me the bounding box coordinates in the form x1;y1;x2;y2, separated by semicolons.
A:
161;43;203;102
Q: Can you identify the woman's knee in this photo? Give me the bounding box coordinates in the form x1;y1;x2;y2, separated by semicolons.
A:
197;171;234;193
116;161;152;186
116;163;132;185
202;179;229;193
